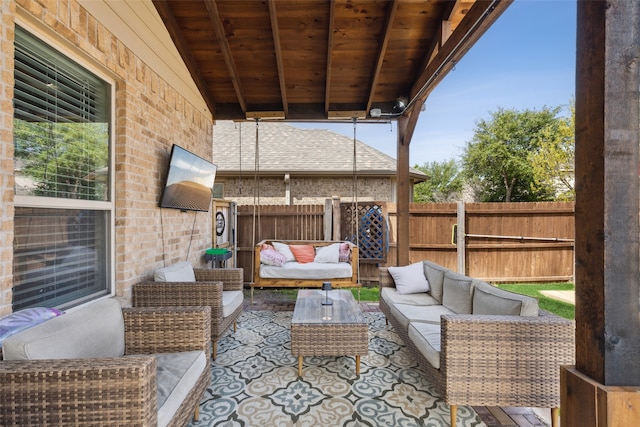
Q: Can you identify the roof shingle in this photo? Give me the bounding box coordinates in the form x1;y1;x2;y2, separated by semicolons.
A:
212;121;426;180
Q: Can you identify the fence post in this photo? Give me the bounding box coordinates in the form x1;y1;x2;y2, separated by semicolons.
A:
324;198;333;241
456;201;466;274
331;196;341;240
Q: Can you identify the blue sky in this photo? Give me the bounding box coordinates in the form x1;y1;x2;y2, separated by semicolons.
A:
292;0;577;166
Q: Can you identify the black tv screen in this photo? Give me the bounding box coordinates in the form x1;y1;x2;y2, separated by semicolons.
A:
159;144;217;212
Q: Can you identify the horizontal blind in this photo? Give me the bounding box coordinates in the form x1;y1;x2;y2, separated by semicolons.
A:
13;208;109;310
13;27;110;201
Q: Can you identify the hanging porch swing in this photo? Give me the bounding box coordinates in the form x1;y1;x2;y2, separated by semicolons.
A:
247;118;362;303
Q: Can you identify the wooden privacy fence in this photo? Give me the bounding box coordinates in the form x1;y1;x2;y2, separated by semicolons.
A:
386;201;575;283
233;201;575;285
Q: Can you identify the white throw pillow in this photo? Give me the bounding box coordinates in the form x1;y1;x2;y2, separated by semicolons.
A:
154;261;196;282
272;242;296;262
388;262;431;294
314;243;340;263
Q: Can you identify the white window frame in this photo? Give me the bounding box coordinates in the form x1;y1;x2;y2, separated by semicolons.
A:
13;20;116;307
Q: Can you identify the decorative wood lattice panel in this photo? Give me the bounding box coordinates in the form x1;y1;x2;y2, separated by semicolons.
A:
341;203;387;263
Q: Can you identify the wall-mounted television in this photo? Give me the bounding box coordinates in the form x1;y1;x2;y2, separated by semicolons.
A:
159;144;217;212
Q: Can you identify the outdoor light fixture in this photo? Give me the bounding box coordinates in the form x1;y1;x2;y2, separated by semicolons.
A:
394;97;408;112
369;96;409;118
322;281;333;306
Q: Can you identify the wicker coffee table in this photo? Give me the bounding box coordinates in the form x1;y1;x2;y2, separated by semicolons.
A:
291;289;368;377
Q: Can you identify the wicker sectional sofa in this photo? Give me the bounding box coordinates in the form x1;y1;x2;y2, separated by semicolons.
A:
0;298;211;427
379;260;575;427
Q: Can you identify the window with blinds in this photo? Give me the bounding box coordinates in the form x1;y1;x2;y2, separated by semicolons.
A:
12;27;112;310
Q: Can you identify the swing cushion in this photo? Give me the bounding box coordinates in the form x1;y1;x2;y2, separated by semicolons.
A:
255;240;357;284
259;262;353;280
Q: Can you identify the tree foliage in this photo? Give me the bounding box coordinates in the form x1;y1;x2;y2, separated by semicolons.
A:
461;106;566;202
528;104;575;201
14;120;109;200
413;159;463;202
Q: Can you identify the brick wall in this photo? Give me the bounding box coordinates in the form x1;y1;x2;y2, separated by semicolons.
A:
219;176;394;206
0;0;214;310
0;0;16;315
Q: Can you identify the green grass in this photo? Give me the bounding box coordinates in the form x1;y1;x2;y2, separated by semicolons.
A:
496;282;575;319
250;287;380;302
252;283;575;319
276;287;381;302
352;287;380;302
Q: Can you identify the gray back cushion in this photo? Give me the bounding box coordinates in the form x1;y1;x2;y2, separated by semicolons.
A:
3;298;125;360
472;280;539;316
422;260;448;303
442;271;474;314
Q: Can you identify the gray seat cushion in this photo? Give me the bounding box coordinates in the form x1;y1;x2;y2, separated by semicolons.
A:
390;303;456;329
422;260;448;303
442;271;474;314
380;287;440;307
222;290;243;318
154;261;196;282
154;350;207;427
472;280;539;316
408;322;441;369
3;298;125;360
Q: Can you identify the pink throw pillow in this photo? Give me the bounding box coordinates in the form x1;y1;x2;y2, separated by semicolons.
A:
261;243;275;251
289;244;316;264
339;242;352;263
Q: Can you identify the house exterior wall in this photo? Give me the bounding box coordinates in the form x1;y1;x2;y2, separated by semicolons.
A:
0;0;16;316
0;0;214;314
219;176;395;205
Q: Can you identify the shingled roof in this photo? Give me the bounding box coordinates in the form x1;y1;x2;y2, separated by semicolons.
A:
212;121;427;182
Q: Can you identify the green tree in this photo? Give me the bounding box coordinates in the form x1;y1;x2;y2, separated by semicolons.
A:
14;120;109;200
528;104;575;201
461;107;562;202
413;159;463;202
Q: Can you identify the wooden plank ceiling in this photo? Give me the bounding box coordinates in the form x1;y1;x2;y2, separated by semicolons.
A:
153;0;511;121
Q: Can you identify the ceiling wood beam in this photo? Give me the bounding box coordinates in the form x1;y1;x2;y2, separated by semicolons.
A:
365;0;399;114
324;0;336;116
408;0;512;112
415;1;457;100
152;0;217;116
205;0;247;114
268;0;288;117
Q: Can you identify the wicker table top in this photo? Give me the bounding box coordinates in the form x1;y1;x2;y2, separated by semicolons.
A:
292;289;367;325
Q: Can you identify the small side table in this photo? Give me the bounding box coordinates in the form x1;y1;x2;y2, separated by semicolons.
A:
205;249;232;268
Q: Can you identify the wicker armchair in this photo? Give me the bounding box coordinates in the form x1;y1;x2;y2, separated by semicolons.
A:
0;305;211;427
133;267;244;359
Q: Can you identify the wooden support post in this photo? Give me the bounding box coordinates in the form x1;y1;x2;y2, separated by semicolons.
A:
566;1;640;425
456;201;465;274
574;0;640;385
396;116;411;266
562;367;640;427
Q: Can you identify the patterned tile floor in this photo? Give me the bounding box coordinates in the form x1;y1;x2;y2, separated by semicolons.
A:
244;290;554;427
